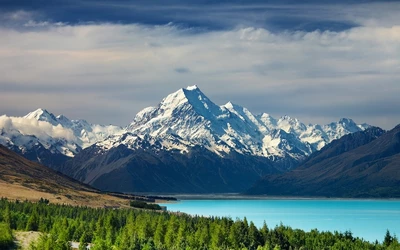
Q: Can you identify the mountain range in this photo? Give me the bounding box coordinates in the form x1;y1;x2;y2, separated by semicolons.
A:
246;125;400;198
0;108;123;167
0;85;372;193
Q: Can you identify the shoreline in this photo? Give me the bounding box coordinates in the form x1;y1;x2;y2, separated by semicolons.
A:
131;192;400;201
160;196;400;243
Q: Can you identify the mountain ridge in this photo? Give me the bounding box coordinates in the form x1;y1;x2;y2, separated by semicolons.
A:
0;85;375;193
122;85;370;162
0;86;370;164
246;126;400;197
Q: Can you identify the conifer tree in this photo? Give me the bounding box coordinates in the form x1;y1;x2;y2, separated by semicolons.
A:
154;216;166;246
384;230;394;247
25;210;39;231
0;222;13;249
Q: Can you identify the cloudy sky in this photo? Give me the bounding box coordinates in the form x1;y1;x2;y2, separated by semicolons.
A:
1;0;399;129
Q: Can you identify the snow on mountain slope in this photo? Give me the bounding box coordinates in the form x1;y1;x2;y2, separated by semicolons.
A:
25;108;59;126
124;86;286;158
0;115;79;158
105;85;368;161
298;118;372;150
0;109;124;158
1;85;370;164
24;108;124;148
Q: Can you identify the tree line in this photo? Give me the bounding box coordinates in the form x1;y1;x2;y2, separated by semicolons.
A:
0;198;399;250
129;200;162;210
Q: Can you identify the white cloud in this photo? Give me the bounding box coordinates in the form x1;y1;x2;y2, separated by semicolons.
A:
0;14;399;129
0;115;76;142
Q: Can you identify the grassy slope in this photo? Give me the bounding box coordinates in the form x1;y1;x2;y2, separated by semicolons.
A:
0;145;132;207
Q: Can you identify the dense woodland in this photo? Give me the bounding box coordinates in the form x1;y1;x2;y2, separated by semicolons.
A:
0;198;399;250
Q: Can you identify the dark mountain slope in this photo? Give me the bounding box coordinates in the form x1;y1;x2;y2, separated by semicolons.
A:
60;144;283;193
246;126;400;198
300;126;386;168
8;142;71;169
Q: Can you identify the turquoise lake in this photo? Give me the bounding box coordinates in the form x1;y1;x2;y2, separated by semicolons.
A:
165;199;400;242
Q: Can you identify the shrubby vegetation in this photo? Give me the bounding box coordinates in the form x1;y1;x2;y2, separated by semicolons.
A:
129;200;162;210
38;198;50;205
0;198;399;250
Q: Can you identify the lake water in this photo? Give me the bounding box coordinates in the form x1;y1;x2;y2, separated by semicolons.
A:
165;199;400;242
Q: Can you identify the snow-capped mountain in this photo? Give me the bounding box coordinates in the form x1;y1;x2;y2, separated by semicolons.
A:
0;86;370;165
0;109;124;165
0;85;375;193
98;85;369;161
58;85;375;193
24;108;124;148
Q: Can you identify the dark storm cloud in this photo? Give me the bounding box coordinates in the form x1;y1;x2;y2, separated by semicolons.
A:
0;0;364;31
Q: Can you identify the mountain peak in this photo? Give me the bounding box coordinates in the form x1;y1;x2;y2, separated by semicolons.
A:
185;85;199;91
25;108;49;117
225;101;234;107
181;85;207;101
56;114;70;122
159;85;222;117
160;88;191;110
258;113;277;125
339;118;355;124
280;115;297;121
337;118;360;131
24;108;59;125
223;101;241;110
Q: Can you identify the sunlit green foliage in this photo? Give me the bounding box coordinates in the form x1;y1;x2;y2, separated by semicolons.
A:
0;221;14;249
